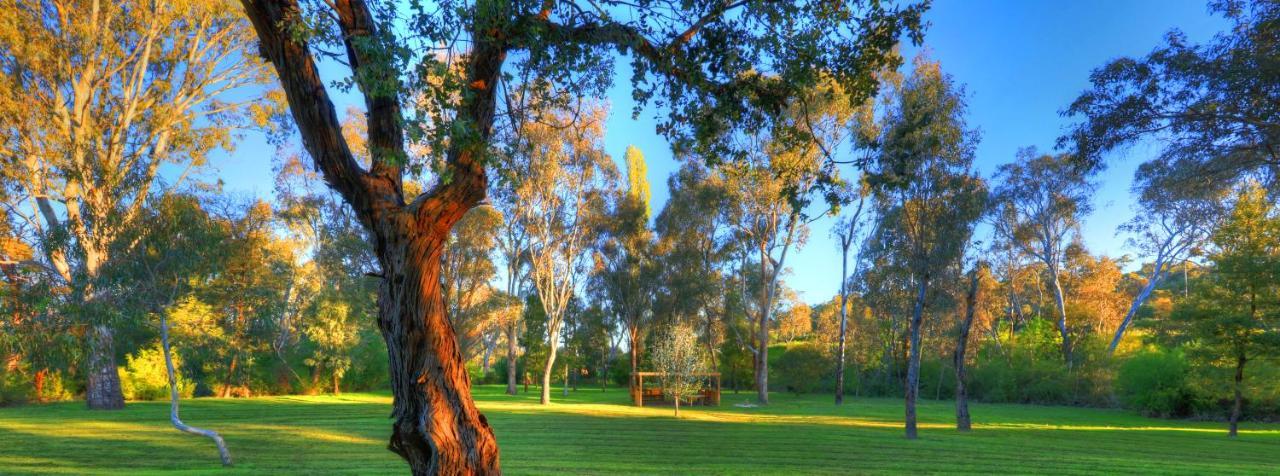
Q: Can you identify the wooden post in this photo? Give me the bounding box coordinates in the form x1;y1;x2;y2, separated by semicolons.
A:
635;373;643;407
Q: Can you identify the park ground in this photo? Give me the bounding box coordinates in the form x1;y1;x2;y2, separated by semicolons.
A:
0;386;1277;475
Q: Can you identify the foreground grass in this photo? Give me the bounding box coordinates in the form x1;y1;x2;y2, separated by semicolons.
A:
0;386;1277;475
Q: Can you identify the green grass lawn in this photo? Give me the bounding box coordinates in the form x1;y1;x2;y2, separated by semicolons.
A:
0;386;1276;475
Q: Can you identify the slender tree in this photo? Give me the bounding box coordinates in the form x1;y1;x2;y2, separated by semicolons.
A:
866;59;987;440
953;262;988;431
517;104;615;405
991;150;1094;364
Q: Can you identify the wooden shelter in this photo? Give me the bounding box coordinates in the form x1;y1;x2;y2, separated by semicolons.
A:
631;372;721;407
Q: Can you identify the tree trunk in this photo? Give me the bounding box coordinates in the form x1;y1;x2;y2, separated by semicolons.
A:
541;322;561;405
85;324;125;410
332;372;340;395
1230;354;1246;437
1048;269;1072;365
1109;255;1166;354
674;393;680;418
836;243;850;405
160;315;232;466
755;306;770;405
377;232;500;474
33;368;48;403
562;361;569;397
629;325;640;405
905;276;929;440
506;319;519;395
955;267;981;432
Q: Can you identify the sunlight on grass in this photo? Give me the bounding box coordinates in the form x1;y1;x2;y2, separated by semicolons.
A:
0;387;1276;475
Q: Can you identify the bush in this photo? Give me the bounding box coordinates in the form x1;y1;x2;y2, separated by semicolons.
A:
120;343;192;401
1117;348;1200;418
773;343;829;395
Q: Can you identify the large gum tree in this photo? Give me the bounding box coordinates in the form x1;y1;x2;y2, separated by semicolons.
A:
239;0;925;473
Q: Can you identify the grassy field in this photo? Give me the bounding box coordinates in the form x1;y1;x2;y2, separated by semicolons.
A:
0;386;1277;475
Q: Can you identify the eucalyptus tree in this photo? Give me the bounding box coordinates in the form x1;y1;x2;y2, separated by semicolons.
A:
589;145;658;399
1109;162;1224;353
0;0;271;409
1064;0;1280;189
831;185;868;405
653;161;732;379
239;0;924;469
723;78;860;404
991;150;1094;364
865;59;987;440
515;104;616;406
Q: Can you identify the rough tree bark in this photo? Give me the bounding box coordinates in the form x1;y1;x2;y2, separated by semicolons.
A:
954;266;982;432
85;324;125;410
240;0;501;472
905;274;929;440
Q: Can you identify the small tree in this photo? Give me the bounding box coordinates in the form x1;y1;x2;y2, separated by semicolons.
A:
1170;183;1280;437
651;323;708;418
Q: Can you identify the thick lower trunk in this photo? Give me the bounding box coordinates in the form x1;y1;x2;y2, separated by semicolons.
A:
85;324;125;410
955;268;980;432
506;320;519;395
905;277;928;440
332;372;340;395
377;233;500;474
674;394;680;418
541;345;558;405
1230;354;1246;437
540;320;562;405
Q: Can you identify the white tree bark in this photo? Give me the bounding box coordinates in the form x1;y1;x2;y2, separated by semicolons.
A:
160;315;232;466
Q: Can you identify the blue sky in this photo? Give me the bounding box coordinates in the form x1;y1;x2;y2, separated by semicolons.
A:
203;0;1229;305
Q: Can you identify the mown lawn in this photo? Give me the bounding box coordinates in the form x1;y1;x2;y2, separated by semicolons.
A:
0;385;1276;475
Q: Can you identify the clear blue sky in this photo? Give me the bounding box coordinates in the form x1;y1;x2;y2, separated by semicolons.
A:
204;0;1229;305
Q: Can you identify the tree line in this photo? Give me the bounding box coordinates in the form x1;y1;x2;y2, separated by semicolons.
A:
3;0;1279;474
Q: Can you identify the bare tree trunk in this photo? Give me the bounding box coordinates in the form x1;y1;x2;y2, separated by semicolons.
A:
541;322;562;405
629;325;640;405
377;233;501;473
905;276;928;440
674;393;680;418
160;315;232;466
85;324;125;410
506;319;519;395
1230;354;1246;437
955;267;981;432
1048;268;1072;365
332;372;340;395
836;242;850;405
1110;252;1170;354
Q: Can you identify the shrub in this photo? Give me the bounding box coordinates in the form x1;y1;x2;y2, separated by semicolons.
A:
773;343;829;395
1117;348;1200;418
120;343;192;401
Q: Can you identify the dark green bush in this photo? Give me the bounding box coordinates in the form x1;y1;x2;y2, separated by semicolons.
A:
773;343;830;395
1117;348;1201;418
